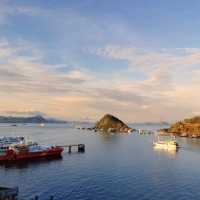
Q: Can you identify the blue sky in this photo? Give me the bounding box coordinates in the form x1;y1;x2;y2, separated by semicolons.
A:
5;0;200;48
0;0;200;122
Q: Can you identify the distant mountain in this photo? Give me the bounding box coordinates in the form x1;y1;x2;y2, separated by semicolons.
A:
0;115;67;124
131;122;170;126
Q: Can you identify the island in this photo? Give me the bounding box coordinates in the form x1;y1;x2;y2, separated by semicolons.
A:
95;114;134;133
0;115;67;124
160;116;200;138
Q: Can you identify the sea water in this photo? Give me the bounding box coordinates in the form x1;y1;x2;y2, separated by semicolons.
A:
0;123;200;200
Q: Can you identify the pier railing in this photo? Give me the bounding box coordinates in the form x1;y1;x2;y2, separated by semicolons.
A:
30;196;55;200
58;144;85;153
0;187;18;200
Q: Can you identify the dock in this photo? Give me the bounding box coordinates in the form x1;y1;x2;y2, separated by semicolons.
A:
30;196;55;200
0;186;18;200
138;129;154;135
58;144;85;153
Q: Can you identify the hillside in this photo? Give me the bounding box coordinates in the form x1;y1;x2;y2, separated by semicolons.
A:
160;116;200;138
95;114;134;133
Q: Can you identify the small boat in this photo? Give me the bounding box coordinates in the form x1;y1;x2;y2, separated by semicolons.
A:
0;137;63;162
153;136;179;150
138;128;145;134
180;132;188;137
11;124;18;127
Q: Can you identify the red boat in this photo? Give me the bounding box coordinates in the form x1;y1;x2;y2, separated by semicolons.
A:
0;137;64;162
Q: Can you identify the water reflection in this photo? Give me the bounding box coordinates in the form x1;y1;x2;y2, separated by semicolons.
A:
100;132;121;142
0;156;63;169
153;146;178;158
1;124;200;200
181;137;200;146
175;137;200;153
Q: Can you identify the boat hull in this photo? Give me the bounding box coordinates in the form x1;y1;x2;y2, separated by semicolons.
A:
153;143;178;150
0;147;64;162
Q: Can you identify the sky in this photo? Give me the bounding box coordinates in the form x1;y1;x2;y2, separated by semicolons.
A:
1;0;200;122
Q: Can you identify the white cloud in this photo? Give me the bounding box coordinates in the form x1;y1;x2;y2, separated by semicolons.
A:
93;45;200;121
97;45;200;71
0;39;94;94
3;109;46;117
2;39;200;122
1;0;200;122
0;1;45;25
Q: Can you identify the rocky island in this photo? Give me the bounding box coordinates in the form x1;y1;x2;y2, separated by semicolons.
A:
95;114;134;133
160;116;200;138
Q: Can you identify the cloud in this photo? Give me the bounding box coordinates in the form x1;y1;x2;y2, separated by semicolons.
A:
97;45;200;72
3;110;46;117
1;0;200;122
93;45;200;121
0;39;93;95
0;1;45;25
0;68;27;81
1;39;200;122
92;88;148;106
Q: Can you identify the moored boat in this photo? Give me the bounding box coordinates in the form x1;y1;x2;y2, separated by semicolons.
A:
39;123;45;127
0;137;63;162
153;136;179;150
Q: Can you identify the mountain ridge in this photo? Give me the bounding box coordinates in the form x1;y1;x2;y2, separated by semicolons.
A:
0;115;67;124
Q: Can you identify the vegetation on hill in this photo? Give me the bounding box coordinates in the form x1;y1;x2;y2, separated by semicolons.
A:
160;116;200;138
95;114;134;133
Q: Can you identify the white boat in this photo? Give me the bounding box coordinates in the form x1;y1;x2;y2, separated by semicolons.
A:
40;123;45;127
153;136;179;150
0;137;25;153
0;137;24;146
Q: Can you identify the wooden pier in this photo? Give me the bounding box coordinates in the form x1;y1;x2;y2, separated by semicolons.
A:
0;186;18;200
31;196;55;200
58;144;85;153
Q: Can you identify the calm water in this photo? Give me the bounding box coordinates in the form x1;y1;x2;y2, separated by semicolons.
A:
1;123;200;200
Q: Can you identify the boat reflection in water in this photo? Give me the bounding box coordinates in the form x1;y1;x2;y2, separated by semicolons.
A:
153;134;179;158
0;156;63;169
153;145;178;158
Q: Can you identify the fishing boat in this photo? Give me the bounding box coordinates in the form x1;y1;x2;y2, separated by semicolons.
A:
0;137;63;162
153;136;179;150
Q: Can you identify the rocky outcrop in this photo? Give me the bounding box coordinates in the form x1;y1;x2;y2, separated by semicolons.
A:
160;116;200;138
95;114;134;133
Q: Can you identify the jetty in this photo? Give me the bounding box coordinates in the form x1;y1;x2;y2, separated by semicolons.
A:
0;187;57;200
138;129;154;135
29;196;55;200
58;144;85;153
0;186;18;200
